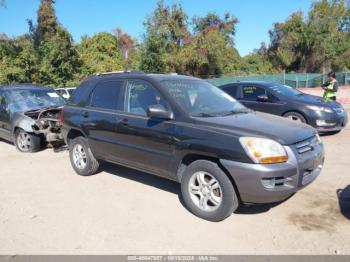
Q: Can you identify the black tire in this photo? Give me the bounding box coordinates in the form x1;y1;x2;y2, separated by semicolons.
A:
283;111;307;123
69;136;99;176
14;128;41;153
180;160;239;222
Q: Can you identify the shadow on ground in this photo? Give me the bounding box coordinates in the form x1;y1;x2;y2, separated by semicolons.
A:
337;185;350;220
100;161;283;215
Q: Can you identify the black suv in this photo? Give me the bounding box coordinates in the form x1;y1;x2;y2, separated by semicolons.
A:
62;72;324;221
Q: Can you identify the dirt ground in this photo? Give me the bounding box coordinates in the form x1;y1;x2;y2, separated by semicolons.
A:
0;119;349;255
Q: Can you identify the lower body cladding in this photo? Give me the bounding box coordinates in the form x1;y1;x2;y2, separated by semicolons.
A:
220;142;324;204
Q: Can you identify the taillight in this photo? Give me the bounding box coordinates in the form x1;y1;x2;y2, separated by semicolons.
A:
59;107;64;124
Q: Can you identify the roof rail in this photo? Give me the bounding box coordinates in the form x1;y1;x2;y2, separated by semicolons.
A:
95;70;145;76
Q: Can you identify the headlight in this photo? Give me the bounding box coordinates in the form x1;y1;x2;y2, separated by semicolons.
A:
239;137;288;164
306;105;333;113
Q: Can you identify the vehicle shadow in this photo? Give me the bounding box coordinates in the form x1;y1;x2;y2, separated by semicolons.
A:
100;161;284;215
337;185;350;220
100;161;180;195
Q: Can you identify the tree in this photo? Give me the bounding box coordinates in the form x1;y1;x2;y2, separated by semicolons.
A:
77;32;123;76
0;35;37;84
27;0;81;86
113;27;140;69
140;0;189;72
267;0;350;72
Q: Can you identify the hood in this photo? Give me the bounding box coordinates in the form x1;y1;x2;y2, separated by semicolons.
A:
296;93;342;108
194;111;316;145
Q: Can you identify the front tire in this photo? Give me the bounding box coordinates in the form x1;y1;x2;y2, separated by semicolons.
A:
69;137;99;176
283;111;307;123
14;129;41;153
181;160;239;222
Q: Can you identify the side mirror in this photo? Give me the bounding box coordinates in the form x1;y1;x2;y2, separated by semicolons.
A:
147;104;174;120
257;95;269;102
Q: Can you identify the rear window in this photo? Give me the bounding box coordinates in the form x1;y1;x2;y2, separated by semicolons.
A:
242;86;266;100
222;85;239;98
90;80;123;110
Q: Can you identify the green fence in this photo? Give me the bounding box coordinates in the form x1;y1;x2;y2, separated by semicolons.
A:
207;72;350;88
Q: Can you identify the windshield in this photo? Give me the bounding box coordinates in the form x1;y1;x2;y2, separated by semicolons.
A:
5;89;65;113
161;79;249;117
269;83;302;97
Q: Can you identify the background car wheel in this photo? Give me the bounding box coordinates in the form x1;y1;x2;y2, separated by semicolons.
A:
181;160;239;222
283;112;306;123
69;136;99;176
14;129;41;153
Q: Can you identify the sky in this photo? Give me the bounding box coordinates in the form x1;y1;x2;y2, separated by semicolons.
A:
0;0;315;56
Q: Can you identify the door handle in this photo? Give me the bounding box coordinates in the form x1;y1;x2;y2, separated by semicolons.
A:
119;118;129;126
82;111;89;118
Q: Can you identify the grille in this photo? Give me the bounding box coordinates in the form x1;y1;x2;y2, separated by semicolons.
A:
295;136;318;154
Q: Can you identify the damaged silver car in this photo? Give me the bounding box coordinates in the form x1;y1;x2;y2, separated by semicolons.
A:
0;85;65;152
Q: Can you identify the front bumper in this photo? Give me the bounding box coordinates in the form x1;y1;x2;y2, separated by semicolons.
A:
310;110;348;133
220;138;324;203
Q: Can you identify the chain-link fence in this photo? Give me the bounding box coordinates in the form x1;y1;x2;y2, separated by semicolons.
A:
207;72;350;88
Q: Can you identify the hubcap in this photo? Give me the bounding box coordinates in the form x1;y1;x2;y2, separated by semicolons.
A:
72;144;87;170
286;115;302;122
188;171;222;212
17;131;31;151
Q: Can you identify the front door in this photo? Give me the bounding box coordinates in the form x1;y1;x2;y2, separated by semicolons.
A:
0;90;12;140
239;85;284;115
115;79;175;178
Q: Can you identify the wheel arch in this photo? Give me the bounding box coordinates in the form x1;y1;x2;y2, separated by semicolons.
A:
176;153;242;203
66;128;86;144
282;110;308;124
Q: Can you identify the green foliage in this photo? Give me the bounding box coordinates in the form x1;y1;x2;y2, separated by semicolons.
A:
268;0;350;73
0;35;37;84
77;32;123;76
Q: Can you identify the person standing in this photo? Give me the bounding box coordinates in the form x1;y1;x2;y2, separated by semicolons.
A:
321;72;338;101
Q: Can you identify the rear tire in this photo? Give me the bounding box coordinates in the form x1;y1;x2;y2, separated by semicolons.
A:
181;160;239;222
283;111;307;123
14;129;41;153
69;137;99;176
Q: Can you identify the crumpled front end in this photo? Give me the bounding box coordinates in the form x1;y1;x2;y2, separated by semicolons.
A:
24;107;63;144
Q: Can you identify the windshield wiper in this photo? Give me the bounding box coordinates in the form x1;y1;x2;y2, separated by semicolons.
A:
191;112;218;117
218;110;251;116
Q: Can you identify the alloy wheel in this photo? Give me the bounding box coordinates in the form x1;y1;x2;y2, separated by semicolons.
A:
72;144;87;170
188;171;223;212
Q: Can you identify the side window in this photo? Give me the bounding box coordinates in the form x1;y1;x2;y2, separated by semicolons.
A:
90;80;123;110
242;86;266;101
222;85;239;98
125;80;168;116
267;91;280;102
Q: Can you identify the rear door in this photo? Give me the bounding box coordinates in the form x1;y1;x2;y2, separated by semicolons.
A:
80;80;125;161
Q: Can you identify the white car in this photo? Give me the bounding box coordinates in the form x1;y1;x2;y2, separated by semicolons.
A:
55;87;76;99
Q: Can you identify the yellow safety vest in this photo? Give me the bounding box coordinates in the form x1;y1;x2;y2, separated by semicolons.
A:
323;80;337;101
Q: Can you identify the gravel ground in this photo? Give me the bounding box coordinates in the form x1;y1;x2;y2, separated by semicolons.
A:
0;118;349;255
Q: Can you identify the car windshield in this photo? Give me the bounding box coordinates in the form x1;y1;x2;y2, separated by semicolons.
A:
161;79;249;117
5;88;65;113
269;83;302;97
